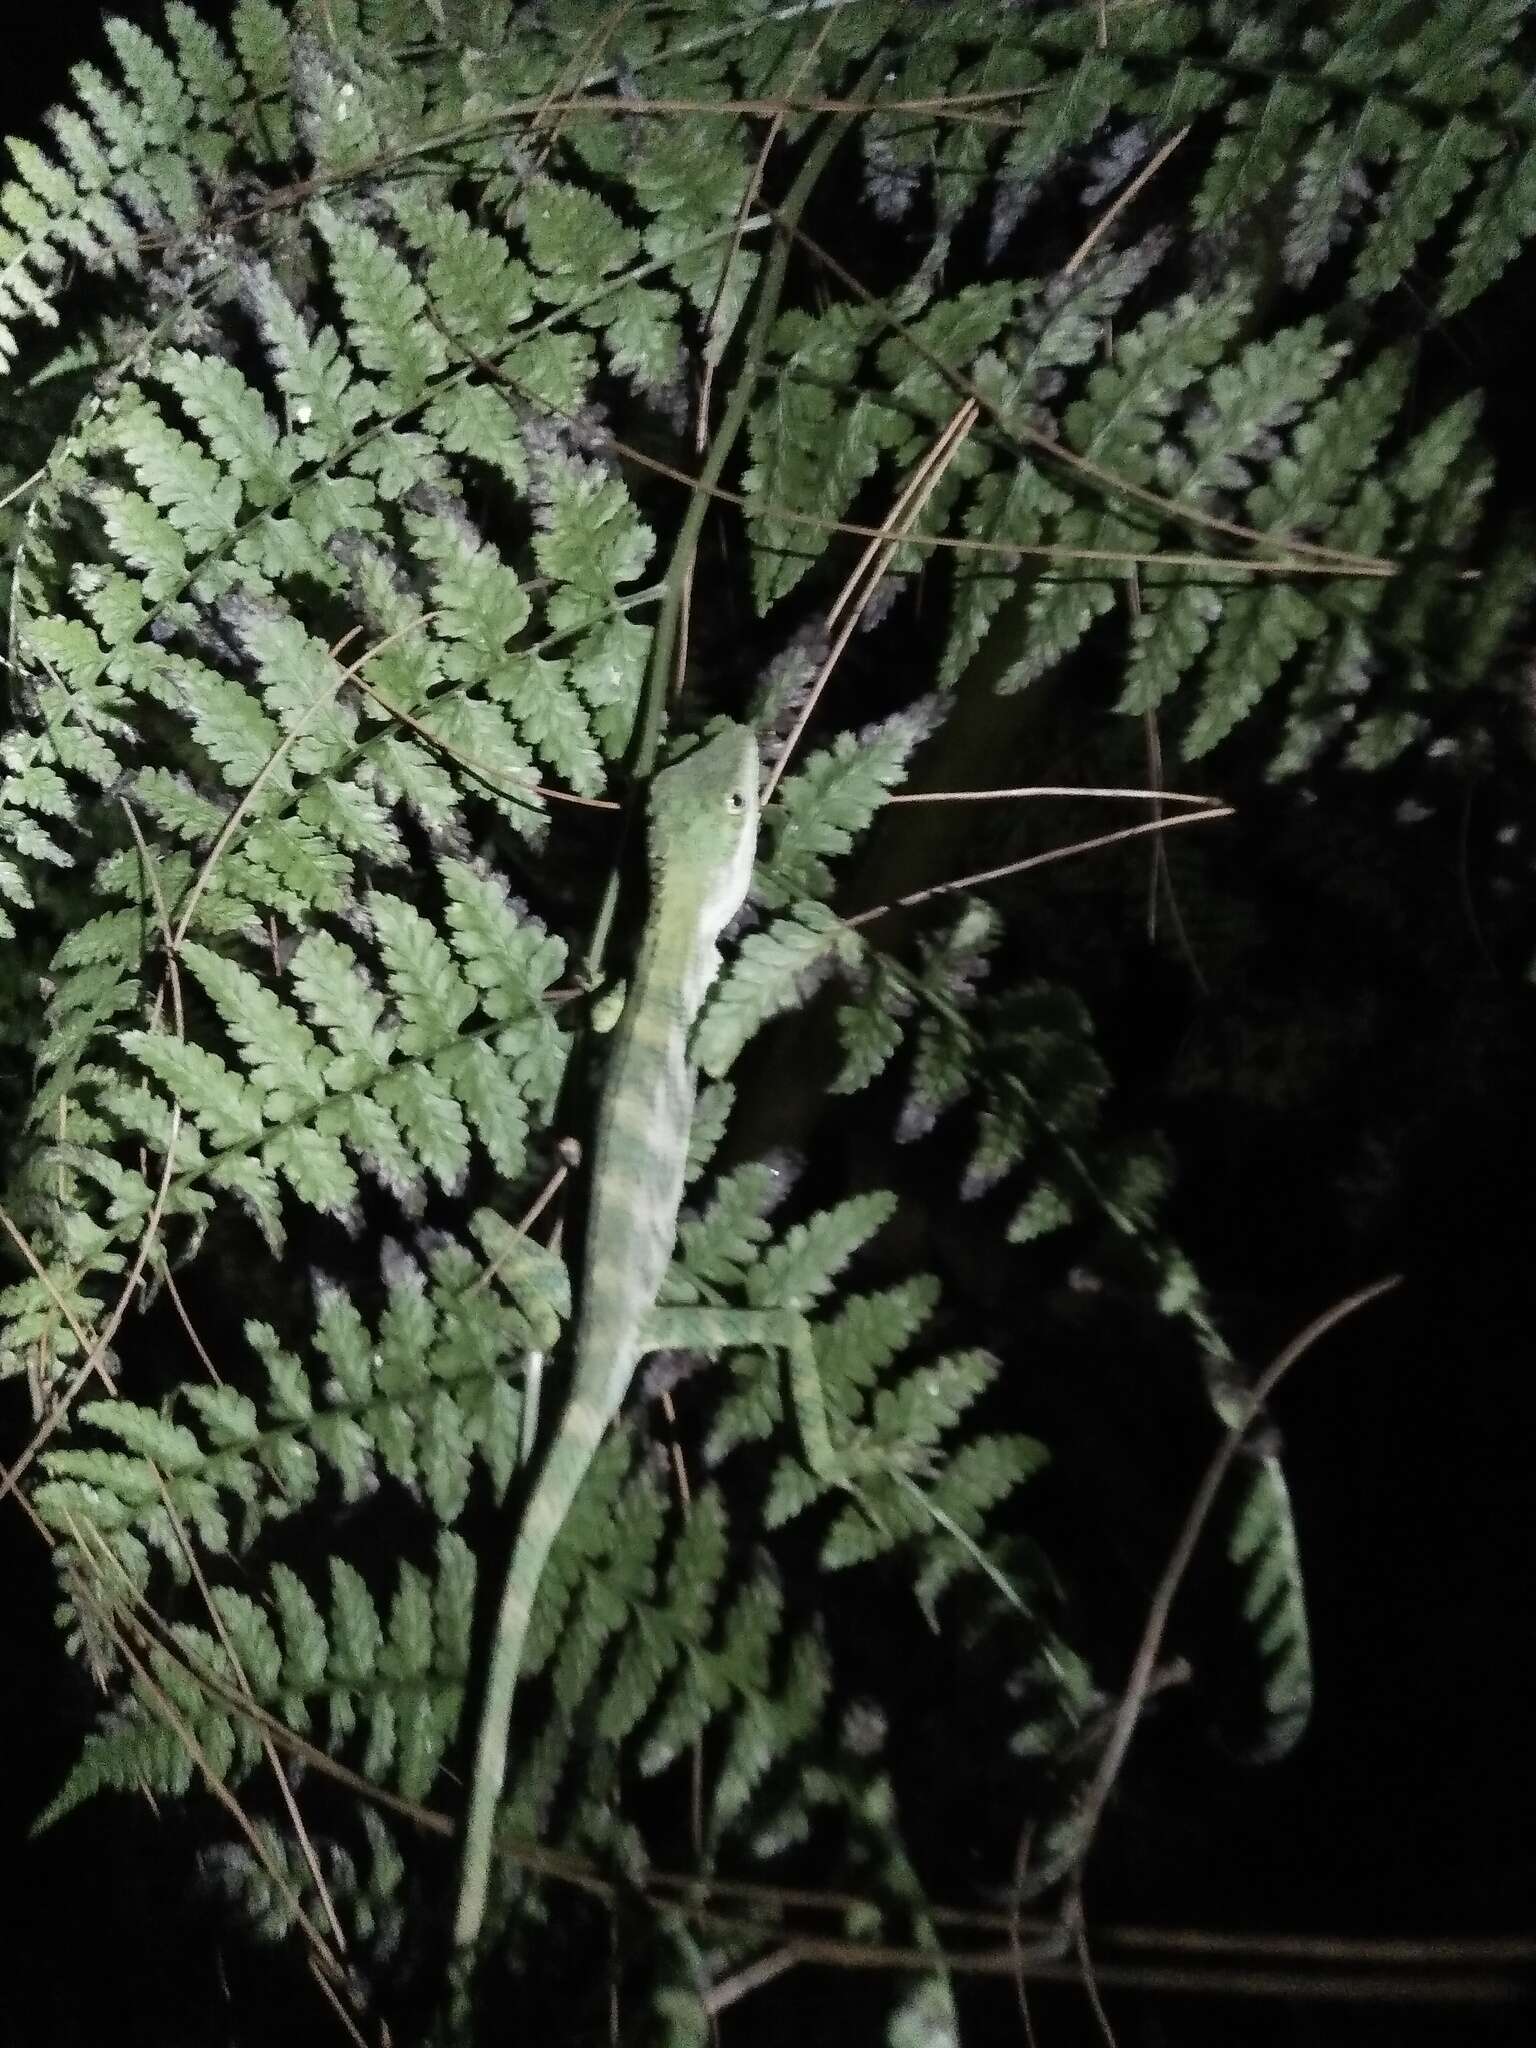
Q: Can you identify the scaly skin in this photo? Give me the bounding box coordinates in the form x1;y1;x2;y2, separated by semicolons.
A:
451;722;760;1959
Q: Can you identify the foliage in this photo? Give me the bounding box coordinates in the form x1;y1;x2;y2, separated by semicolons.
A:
1;1;1532;2042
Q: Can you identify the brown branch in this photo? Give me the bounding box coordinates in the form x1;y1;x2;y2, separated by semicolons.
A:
1068;1278;1404;1873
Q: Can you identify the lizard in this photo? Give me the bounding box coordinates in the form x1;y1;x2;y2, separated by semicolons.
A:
450;718;849;1962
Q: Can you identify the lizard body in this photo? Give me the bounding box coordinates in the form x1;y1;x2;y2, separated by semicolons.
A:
452;722;761;1955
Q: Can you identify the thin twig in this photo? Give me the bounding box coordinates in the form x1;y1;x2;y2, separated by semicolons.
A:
1010;1825;1047;2048
762;399;979;801
886;782;1219;807
1067;1278;1403;1871
60;1525;346;1984
173;611;444;947
844;805;1235;928
703;1943;803;2015
307;1956;372;2048
1075;1914;1123;2048
684;1909;1524;2002
467;1153;576;1302
421;288;1398;580
0;1208;120;1505
159;1263;225;1385
523;4;631;185
683;13;838;703
770;213;1408;579
157;1477;349;1956
696;12;835;438
0;805;192;1501
1062;125;1190;278
346;665;616;811
0;463;46;513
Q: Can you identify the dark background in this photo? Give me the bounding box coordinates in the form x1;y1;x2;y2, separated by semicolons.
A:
1;5;1531;2045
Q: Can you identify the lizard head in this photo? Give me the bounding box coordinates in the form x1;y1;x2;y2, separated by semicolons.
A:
647;720;761;938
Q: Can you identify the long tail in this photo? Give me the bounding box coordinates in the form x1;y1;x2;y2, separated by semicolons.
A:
452;1401;607;1952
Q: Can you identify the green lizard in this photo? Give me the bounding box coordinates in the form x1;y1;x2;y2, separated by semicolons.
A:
452;719;845;1960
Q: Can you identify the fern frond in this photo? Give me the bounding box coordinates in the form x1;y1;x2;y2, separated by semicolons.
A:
756;701;939;913
706;875;1314;1759
35;1218;561;1580
1228;1464;1313;1760
1;856;568;1356
694;900;856;1080
201;1805;407;1958
744;308;895;612
38;1530;476;1828
666;1158;785;1303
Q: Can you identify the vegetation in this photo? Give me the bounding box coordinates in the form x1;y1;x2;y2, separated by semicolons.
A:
1;2;1531;2040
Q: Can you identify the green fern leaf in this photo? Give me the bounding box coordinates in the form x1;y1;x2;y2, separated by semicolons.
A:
830;958;911;1096
694;902;856;1079
122;1030;265;1148
182;942;331;1114
1183;582;1322;758
1355;114;1495;300
387;188;536;356
527;452;657;635
312;202;447;406
521;179;641;293
940;460;1072;689
1441;140;1536;313
747;1191;896;1310
668;1159;782;1301
757;704;934;911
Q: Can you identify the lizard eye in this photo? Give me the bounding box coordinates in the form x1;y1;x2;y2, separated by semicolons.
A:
726;790;746;812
